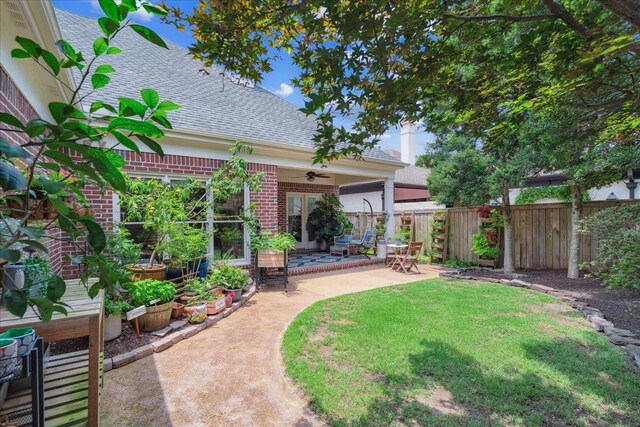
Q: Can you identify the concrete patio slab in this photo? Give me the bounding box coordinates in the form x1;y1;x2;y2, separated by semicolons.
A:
100;264;444;426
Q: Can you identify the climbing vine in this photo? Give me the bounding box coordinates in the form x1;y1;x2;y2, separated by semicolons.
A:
515;185;590;205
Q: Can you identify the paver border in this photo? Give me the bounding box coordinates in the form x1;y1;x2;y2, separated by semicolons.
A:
439;270;640;370
104;286;257;372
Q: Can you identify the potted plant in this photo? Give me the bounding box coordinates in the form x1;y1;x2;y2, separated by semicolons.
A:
163;224;211;280
210;262;248;303
472;233;501;267
127;279;176;332
253;231;296;269
306;194;350;251
118;177;207;281
23;255;53;297
103;293;131;341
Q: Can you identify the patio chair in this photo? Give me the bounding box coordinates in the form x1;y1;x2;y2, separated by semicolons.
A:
333;230;353;256
391;241;423;274
350;228;377;259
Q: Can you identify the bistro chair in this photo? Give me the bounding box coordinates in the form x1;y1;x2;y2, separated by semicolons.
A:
391;241;423;274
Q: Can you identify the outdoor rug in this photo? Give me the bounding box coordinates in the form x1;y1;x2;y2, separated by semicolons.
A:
288;252;369;268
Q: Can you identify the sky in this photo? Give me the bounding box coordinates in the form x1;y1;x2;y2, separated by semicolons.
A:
52;0;434;154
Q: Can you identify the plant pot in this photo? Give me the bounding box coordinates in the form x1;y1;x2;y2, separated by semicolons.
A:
171;301;185;318
104;313;122;341
0;328;35;357
0;339;18;379
224;294;233;307
225;288;242;303
196;259;209;278
127;264;166;282
3;264;25;290
138;301;173;332
257;249;286;268
166;267;182;280
205;297;226;315
184;304;207;324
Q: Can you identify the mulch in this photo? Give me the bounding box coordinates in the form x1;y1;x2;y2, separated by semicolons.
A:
50;319;178;358
464;269;640;337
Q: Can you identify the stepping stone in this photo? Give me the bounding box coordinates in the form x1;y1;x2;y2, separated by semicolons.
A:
589;317;614;332
170;320;186;330
626;345;640;368
608;335;640;346
152;326;173;337
604;327;636;338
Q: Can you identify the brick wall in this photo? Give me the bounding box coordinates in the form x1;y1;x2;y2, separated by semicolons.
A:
277;181;339;231
0;66;66;275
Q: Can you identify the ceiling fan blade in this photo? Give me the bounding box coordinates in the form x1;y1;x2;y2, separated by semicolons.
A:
315;174;330;178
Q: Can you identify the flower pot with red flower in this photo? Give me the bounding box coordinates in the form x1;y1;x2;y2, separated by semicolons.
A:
210;262;248;303
224;291;233;307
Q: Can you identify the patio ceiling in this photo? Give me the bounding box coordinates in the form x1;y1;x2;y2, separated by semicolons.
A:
278;166;393;186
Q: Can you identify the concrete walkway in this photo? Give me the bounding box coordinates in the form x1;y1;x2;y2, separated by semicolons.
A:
100;264;444;426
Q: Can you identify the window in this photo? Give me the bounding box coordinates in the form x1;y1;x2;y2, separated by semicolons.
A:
115;175;249;264
212;187;247;262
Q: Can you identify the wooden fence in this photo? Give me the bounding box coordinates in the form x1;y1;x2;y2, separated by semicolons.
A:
385;200;638;270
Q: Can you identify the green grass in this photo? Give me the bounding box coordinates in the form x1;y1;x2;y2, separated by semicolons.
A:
283;279;640;426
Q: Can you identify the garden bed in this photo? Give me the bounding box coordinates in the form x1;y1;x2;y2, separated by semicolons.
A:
462;269;640;337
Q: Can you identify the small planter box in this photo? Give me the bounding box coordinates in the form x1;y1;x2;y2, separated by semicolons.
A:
171;302;185;318
257;249;286;268
205;297;226;315
478;258;496;267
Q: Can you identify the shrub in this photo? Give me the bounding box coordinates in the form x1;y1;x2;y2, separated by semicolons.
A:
580;204;640;289
210;263;248;289
472;233;500;259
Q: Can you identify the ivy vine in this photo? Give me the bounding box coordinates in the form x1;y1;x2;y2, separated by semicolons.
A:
515;185;590;205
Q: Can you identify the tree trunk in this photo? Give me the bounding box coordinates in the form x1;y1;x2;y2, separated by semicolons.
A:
501;186;515;274
595;0;640;28
567;183;584;279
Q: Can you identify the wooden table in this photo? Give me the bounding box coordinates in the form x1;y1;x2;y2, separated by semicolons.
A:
0;280;103;426
386;243;408;268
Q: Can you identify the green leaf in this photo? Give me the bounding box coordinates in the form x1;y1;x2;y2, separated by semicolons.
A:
49;198;70;215
98;0;120;22
11;49;30;59
19;226;45;240
156;100;180;111
135;134;164;156
117;3;130;21
80;219;106;254
0;249;22;263
106;46;123;55
3;289;28;317
112;130;141;153
93;37;109;56
47;277;67;302
95;64;115;74
38;176;66;194
55;40;78;62
25;119;52;137
0;136;30;158
121;0;137;10
49;102;83;124
91;73;110;90
108;117;164;137
151;114;172;129
88;281;102;299
53;305;68;316
142;3;168;17
40;50;60;76
118;97;147;117
18;239;49;252
31;297;54;322
141;88;159;109
15;36;41;58
90;101;117;114
0;112;25;130
98;17;119;37
130;24;168;49
0;163;27;191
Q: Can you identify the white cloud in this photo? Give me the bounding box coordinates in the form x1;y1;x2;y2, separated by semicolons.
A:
378;133;391;140
90;0;154;22
274;83;294;97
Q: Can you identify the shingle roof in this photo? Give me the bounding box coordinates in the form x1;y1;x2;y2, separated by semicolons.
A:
395;165;429;186
54;10;400;164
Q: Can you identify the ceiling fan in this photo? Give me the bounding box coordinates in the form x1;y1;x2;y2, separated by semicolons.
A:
294;171;331;182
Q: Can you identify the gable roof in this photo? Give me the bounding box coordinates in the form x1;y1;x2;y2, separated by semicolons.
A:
54;9;400;164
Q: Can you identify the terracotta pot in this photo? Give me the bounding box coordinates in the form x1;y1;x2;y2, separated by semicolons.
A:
138;301;173;332
205;297;226;315
171;302;185;318
127;264;166;282
224;294;233;307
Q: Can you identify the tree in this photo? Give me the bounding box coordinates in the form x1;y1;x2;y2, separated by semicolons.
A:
0;0;175;320
162;0;639;164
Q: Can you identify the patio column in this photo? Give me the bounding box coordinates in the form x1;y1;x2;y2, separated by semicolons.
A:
384;177;395;239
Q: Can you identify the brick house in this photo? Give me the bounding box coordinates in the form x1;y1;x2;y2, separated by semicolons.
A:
1;1;402;272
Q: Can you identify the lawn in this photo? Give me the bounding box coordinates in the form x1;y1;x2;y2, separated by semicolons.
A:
283;278;640;426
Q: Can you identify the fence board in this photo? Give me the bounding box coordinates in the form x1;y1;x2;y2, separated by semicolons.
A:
380;200;637;270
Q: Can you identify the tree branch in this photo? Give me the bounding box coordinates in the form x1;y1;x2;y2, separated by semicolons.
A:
539;0;591;39
443;13;557;23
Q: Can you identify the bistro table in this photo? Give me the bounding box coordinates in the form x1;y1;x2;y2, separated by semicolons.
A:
0;279;103;426
386;243;408;268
